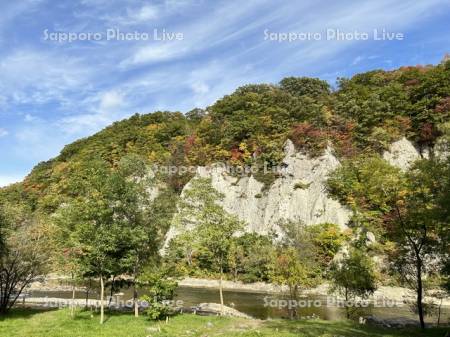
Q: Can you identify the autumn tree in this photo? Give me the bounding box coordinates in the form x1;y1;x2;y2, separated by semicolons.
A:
307;223;347;270
327;155;449;328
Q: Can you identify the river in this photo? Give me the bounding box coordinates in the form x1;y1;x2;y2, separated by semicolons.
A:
28;286;449;323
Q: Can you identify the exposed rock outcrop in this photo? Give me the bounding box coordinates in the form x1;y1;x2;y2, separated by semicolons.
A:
166;140;351;241
382;137;426;170
383;136;449;170
166;137;446;241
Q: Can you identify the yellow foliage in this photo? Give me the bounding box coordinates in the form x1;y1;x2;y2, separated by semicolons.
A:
146;123;160;132
53;162;69;175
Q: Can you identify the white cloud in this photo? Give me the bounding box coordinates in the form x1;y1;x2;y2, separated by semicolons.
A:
13;123;69;162
191;82;209;95
129;5;159;22
99;90;124;112
121;44;187;66
0;128;9;137
15;125;44;143
352;56;364;65
0;50;92;106
119;0;268;68
164;0;199;13
24;114;38;122
242;0;450;75
58;113;112;135
99;4;160;27
0;1;44;37
58;90;127;135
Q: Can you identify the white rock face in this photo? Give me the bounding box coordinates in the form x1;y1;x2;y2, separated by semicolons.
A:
435;138;450;160
169;140;351;238
383;136;450;170
382;137;425;170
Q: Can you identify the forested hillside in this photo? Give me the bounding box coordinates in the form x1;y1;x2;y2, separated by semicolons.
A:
1;61;449;213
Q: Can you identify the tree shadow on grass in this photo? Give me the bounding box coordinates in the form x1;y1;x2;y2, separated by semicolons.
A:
0;307;59;321
72;308;134;324
264;319;449;337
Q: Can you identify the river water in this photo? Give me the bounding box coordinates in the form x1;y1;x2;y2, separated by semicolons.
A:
29;286;449;323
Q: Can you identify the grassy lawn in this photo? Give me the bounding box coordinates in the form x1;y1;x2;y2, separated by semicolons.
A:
0;308;447;337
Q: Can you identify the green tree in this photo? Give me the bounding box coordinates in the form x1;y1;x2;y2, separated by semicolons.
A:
231;233;275;283
327;155;449;328
307;223;347;269
270;220;319;318
55;160;143;324
280;77;331;98
0;205;7;258
171;177;244;314
389;159;449;329
329;249;377;319
108;155;160;318
0;206;51;314
227;240;245;282
140;264;178;320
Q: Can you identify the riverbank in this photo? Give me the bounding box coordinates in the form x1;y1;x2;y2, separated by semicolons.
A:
1;308;447;337
178;278;450;307
29;275;450;307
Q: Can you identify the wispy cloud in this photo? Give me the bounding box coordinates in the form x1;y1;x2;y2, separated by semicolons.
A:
0;1;43;38
24;114;39;122
0;50;93;107
352;56;364;65
102;4;160;26
120;44;188;66
0;128;9;138
58;90;127;135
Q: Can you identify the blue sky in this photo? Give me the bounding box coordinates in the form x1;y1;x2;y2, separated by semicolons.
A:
0;0;449;186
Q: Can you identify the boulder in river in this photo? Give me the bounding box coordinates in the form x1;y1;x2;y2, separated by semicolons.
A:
194;303;252;319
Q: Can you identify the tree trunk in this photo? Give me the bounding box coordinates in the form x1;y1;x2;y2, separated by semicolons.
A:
416;258;425;329
293;285;298;318
219;265;224;316
345;287;350;319
288;286;295;319
437;297;442;326
100;275;105;325
71;272;76;318
108;276;115;308
133;273;139;318
85;279;91;309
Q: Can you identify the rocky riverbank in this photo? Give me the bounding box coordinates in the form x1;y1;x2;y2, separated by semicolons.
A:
28;275;450;307
178;277;450;307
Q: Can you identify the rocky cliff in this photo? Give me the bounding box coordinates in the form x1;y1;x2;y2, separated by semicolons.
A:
166;137;442;241
382;137;426;170
196;140;351;233
166;139;351;242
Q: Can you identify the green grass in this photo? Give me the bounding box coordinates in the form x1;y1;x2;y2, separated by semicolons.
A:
0;308;447;337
